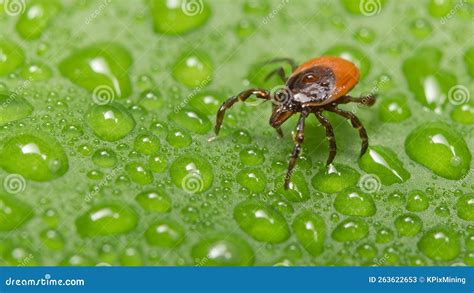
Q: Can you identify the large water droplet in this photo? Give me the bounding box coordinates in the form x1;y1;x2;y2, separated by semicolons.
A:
292;210;326;256
234;200;290;243
76;204;138;237
0;194;33;231
0;38;24;76
359;146;410;185
418;227;460;261
145;220;185;247
0;92;33;125
332;218;369;242
170;155;213;193
456;194;474;221
312;164;360;193
405;122;471;179
191;234;254;266
85;103;135;142
0;134;68;181
15;0;61;40
333;188;376;217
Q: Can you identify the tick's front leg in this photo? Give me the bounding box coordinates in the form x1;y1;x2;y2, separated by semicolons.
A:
284;112;307;189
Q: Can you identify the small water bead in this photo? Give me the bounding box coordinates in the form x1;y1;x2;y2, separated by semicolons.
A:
133;133;160;155
465;252;474;266
0;38;25;76
59;43;133;99
333;188;376;217
166;129;192;148
120;247;143;266
406;190;430;212
243;0;270;14
149;0;211;35
233;129;252;144
62;124;83;139
85;104;135;142
148;155;167;173
40;229;65;250
126;162;153;185
150;120;168;135
15;0;61;39
42;208;59;228
402;47;456;111
387;191;405;206
466;234;474;251
271;200;294;215
353;27;375;44
170;155;214;193
145;220;185;247
311;164;360;194
0;93;33;125
77;144;93;156
87;169;104;180
457;194;474;221
405;122;471;180
435;203;450;217
0;134;68;181
138;89;163;111
234;200;290;243
357;243;377;261
427;0;455;17
172;52;213;88
332;218;369;242
76;204;138;237
451;104;474;125
169;109;211;134
277;172;309;202
239;147;264;166
409;18;433;39
191;234;254;266
60;254;94;266
292;211;326;256
92;148;118;168
235;19;256;39
359;146;410;185
20;62;52;81
187;91;221;116
394;214;422;237
0;194;33;231
376;228;394;244
465;47;474;79
325;45;371;78
136;190;171;213
418;227;460;261
237;168;267;193
378;95;411;122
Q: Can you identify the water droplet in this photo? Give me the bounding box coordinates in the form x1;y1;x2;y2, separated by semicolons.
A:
126;162;153;185
311;164;360;193
465;47;474;79
332;218;369;242
188;91;221;115
378;94;411;122
359;146;410;185
148;155;167;173
85;104;135;142
120;247;143;266
0;38;24;76
451;103;474;125
234;200;290;243
20;62;52;81
15;0;61;40
235;19;256;39
376;227;394;244
92;148;118;168
138;89;163;111
395;214;423;236
191;234;254;266
292;210;326;256
166;129;192;148
427;0;455;17
239;147;264;166
409;18;433;39
402;47;456;111
145;220;185;247
59;43;133;99
136;190;171;213
40;229;64;250
149;0;211;35
76;204;138;237
134;133;160;155
0;194;33;231
340;0;387;15
0;92;33;125
405;122;471;179
0;134;68;181
172;52;213;88
277;172;309;202
418;227;460;261
237;168;267;193
406;190;430;212
333;188;376;217
457;194;474;221
170;155;213;193
169;109;211;134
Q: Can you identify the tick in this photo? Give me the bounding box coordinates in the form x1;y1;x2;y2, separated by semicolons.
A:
215;56;376;189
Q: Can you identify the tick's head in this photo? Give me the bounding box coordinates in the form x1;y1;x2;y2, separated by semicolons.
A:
286;66;336;104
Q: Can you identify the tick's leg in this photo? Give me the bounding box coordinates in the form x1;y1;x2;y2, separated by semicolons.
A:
275;126;284;138
327;107;368;157
314;111;336;166
215;88;270;135
338;94;377;106
264;67;287;83
284;112;307;189
264;57;298;71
